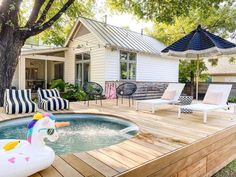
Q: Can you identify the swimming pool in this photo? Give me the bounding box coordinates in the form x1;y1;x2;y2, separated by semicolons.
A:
0;114;139;155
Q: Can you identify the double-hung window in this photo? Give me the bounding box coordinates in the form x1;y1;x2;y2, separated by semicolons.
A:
120;51;136;80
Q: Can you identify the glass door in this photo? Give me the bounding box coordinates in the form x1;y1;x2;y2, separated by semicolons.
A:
75;52;90;86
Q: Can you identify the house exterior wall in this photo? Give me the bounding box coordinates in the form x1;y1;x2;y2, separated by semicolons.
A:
64;32;106;87
206;57;236;83
105;48;120;81
212;75;236;82
104;49;179;82
136;53;179;82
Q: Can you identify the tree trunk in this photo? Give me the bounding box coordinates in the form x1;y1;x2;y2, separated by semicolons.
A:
0;30;24;106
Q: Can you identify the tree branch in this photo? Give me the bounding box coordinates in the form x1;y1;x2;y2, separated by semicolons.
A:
0;0;23;32
25;0;45;27
36;0;55;25
22;0;75;38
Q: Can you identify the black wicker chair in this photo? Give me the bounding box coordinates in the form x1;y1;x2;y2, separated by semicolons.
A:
116;82;137;107
83;82;103;106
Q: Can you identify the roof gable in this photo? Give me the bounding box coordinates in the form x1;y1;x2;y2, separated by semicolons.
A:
75;25;90;38
64;17;166;55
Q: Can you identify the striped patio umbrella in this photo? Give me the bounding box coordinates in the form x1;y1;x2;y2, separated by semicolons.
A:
161;25;236;100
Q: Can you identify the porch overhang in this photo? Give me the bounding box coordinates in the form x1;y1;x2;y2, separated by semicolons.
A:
22;54;65;62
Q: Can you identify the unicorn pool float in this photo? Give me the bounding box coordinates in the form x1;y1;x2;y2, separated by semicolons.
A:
0;112;70;177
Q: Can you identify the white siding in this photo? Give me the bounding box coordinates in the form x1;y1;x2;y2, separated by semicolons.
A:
105;48;119;81
136;53;179;82
212;76;236;82
104;50;179;82
65;32;106;87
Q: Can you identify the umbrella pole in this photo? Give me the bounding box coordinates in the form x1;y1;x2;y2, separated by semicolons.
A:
196;55;199;100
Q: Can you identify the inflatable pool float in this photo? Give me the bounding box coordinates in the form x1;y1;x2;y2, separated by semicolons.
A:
0;113;59;177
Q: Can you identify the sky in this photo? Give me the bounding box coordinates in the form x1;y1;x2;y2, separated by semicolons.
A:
94;0;153;34
96;13;153;34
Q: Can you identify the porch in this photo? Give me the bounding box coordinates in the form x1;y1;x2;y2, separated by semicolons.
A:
15;48;66;92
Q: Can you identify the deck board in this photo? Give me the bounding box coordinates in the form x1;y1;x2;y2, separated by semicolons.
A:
1;99;236;177
40;166;63;177
75;152;119;177
52;156;84;177
60;154;105;177
88;150;129;173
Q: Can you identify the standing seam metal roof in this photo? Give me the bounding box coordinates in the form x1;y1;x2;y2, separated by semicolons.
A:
79;17;166;55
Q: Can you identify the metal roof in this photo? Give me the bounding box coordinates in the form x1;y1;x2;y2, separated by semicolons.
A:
21;45;67;55
73;17;166;55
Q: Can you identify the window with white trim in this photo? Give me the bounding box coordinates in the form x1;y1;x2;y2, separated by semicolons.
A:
120;51;136;80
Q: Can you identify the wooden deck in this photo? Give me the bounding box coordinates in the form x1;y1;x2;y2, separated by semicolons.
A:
1;99;236;177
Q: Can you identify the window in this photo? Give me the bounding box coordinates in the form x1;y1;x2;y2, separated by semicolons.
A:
120;51;136;80
54;63;64;80
75;52;90;85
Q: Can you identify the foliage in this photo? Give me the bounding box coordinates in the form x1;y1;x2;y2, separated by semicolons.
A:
208;59;218;67
49;80;86;101
63;83;86;101
106;0;227;24
146;3;236;45
144;2;236;85
213;159;236;176
49;79;66;92
21;0;94;46
228;97;236;103
179;60;208;83
229;57;236;64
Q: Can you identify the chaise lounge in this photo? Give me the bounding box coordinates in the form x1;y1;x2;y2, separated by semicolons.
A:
178;84;232;123
37;88;69;111
136;83;185;113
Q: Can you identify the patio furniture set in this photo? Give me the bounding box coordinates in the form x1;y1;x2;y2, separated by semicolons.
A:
3;81;233;123
4;88;69;114
136;83;232;123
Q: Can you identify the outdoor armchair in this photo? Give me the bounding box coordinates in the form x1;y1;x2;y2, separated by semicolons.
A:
83;82;103;106
116;82;137;107
37;88;69;111
4;89;37;114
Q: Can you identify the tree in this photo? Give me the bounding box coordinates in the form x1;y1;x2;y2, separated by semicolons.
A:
146;2;236;96
179;60;208;96
146;4;236;45
22;0;94;46
106;0;228;24
0;0;75;106
35;0;94;46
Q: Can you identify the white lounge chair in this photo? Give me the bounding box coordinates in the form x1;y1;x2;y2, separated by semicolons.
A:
136;83;185;113
178;84;232;123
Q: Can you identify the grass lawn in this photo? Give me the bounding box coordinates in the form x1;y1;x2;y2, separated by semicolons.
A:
214;160;236;177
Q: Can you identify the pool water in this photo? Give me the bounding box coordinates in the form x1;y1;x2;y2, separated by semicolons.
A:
0;114;138;155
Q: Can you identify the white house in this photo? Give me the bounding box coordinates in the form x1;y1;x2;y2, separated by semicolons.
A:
12;17;179;92
205;57;236;82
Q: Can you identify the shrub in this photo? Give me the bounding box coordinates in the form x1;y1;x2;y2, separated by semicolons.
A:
62;83;86;101
228;97;236;103
49;80;87;101
49;79;66;92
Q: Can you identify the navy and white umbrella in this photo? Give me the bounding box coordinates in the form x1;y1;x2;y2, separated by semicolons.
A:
161;25;236;100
